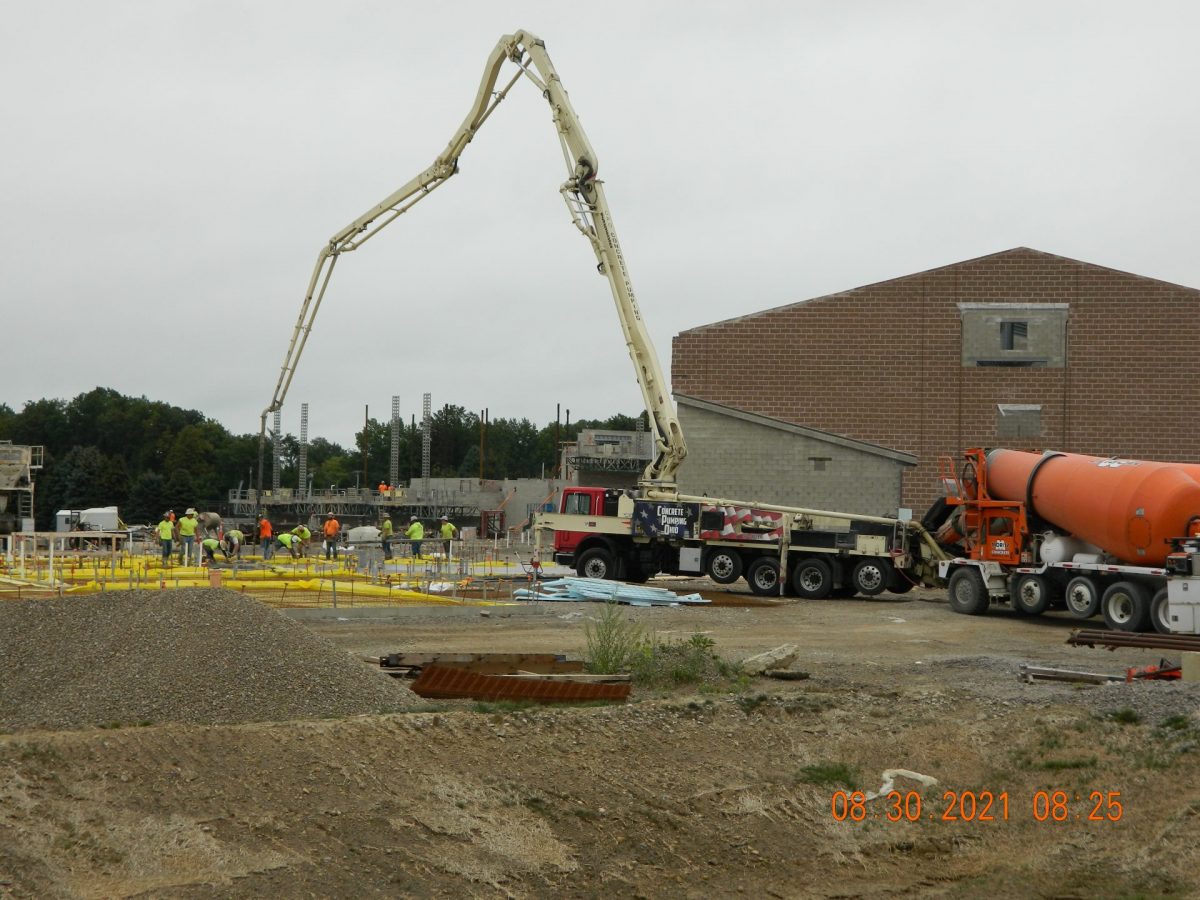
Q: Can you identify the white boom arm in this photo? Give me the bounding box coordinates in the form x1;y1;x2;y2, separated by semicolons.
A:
259;30;686;494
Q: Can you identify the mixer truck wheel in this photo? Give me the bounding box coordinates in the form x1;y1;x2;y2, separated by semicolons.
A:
1101;581;1151;632
850;558;894;597
704;548;743;585
887;569;916;594
1063;576;1101;619
746;557;782;596
947;567;988;615
790;557;833;599
1150;587;1173;635
1012;573;1053;616
577;548;615;580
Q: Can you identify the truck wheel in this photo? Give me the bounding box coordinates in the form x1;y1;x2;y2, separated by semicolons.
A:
746;557;782;596
623;564;651;584
1151;587;1173;635
1063;576;1101;619
705;548;743;585
1012;573;1053;616
790;557;833;599
577;548;615;580
947;567;988;615
850;558;894;597
1101;581;1151;632
887;569;916;594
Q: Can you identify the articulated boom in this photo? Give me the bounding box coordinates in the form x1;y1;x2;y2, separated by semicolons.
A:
258;30;685;493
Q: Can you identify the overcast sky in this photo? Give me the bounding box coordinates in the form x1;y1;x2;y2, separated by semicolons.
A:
5;1;1198;449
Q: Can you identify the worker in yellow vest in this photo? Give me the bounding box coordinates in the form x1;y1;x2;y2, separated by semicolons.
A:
439;515;457;559
405;516;424;559
156;513;174;565
177;509;199;564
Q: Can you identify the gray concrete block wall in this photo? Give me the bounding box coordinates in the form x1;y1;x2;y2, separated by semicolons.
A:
675;406;908;515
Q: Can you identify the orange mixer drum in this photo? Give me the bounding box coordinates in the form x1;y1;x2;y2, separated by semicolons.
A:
983;449;1200;566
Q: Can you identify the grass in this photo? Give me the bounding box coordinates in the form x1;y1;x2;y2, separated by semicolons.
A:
584;602;647;674
795;762;858;789
1107;708;1142;725
1038;756;1098;771
584;604;744;691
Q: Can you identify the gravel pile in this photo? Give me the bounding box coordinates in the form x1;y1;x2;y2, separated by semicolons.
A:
0;589;417;732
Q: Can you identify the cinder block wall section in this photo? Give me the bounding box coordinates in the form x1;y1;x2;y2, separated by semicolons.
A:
675;397;914;515
671;247;1200;516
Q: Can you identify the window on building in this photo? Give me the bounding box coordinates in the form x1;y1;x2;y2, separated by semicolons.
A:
996;404;1042;438
959;303;1067;368
809;456;831;472
1000;320;1028;351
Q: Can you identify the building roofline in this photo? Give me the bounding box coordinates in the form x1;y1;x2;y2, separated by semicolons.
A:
675;394;917;466
678;247;1200;336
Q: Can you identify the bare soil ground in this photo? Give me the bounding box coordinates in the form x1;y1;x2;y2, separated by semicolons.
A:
4;582;1200;898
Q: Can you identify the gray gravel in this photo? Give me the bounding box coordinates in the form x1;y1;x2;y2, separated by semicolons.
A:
0;588;418;732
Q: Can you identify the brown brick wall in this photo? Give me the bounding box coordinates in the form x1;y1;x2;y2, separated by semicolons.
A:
671;248;1200;516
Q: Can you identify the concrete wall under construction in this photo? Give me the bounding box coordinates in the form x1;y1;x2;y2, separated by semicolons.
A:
674;396;916;515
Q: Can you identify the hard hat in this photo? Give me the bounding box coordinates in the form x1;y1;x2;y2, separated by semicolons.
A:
410;515;418;521
441;515;449;520
186;508;196;515
326;512;335;517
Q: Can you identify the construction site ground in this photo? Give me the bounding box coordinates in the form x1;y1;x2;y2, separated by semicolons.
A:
3;572;1200;898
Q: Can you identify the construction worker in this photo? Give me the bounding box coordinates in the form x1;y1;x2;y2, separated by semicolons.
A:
156;512;174;565
275;531;300;559
223;528;244;559
177;508;199;564
439;515;457;559
405;515;424;559
292;523;312;555
258;514;274;560
200;536;227;564
322;512;341;560
380;514;393;560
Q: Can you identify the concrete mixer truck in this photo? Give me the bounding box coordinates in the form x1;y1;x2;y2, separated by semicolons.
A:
932;447;1200;635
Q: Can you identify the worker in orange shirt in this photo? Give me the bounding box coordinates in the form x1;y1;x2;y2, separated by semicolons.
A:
258;513;274;560
322;512;341;560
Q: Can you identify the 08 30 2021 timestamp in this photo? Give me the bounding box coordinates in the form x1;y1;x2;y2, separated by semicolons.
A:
830;789;1124;823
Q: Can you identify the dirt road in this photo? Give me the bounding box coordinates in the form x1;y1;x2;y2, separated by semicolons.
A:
3;587;1200;897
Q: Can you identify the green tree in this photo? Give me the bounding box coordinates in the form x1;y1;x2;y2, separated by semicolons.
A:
126;471;167;525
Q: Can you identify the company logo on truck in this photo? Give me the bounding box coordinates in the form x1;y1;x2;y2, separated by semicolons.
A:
632;501;698;538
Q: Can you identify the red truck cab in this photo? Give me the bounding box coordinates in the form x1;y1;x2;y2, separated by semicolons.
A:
551;487;624;564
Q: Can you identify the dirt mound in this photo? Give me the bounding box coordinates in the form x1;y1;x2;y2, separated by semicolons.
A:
0;589;415;732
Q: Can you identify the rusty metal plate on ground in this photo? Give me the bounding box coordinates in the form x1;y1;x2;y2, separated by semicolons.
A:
410;665;630;703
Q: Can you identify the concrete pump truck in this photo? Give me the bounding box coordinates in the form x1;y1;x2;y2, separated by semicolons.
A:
258;29;949;597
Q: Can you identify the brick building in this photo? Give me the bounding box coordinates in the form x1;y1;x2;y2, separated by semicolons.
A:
671;247;1200;517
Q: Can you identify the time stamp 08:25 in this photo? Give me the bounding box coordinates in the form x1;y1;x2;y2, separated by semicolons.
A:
830;789;1124;823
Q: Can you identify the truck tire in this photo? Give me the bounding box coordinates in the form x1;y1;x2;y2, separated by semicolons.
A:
704;548;743;585
1063;576;1101;619
1101;581;1151;632
1151;587;1173;635
947;567;988;616
577;548;615;580
887;569;916;594
850;558;894;597
746;557;782;596
1012;573;1053;616
790;557;833;599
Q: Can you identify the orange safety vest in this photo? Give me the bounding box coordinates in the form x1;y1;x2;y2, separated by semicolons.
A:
323;518;340;538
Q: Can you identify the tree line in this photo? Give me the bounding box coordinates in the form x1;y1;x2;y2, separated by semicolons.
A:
0;388;643;528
